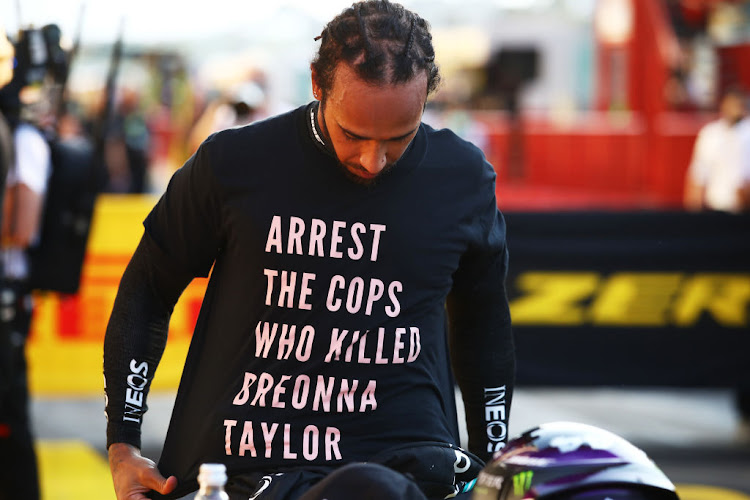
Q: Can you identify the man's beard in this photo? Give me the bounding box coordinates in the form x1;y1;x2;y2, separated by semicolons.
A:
336;159;397;186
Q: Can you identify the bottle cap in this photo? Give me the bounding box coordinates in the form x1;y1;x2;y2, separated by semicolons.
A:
198;463;227;486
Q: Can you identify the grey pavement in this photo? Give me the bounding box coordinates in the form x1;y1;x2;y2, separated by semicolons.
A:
31;387;750;493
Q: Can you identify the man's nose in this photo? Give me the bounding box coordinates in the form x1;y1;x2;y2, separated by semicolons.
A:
359;142;387;174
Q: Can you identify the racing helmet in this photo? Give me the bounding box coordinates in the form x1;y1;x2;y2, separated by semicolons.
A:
472;422;680;500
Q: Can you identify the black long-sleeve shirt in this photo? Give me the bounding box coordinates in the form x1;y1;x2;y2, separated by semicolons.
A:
103;103;514;498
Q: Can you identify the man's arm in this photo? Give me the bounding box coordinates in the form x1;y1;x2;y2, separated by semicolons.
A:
683;177;705;212
2;124;50;247
738;124;750;212
2;182;45;246
684;127;708;211
444;169;515;463
103;233;193;499
447;244;515;464
103;135;222;499
739;182;750;211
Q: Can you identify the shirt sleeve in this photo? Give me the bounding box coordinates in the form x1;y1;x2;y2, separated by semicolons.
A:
11;124;51;194
103;140;224;448
103;233;193;448
687;125;711;186
740;121;750;182
447;157;515;464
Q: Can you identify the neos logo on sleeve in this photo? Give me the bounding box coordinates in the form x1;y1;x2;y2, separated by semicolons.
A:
123;359;149;423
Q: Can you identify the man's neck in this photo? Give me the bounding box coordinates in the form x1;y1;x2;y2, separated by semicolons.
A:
723;115;745;127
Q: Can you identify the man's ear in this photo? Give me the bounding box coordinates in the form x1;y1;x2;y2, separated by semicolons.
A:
310;66;321;100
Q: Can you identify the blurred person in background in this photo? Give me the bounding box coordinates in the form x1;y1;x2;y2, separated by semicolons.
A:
103;1;514;499
145;53;198;184
683;85;750;438
187;80;267;154
664;0;707;111
684;86;750;212
104;88;150;194
706;0;750;44
0;26;55;500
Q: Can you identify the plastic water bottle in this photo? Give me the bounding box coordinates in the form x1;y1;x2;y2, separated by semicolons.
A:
195;463;229;500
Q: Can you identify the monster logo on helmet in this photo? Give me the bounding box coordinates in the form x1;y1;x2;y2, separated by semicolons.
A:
472;422;680;500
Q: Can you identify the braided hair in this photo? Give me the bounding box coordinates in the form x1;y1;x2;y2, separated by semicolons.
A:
312;0;441;98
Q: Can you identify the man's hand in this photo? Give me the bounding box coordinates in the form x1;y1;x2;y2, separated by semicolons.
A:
108;442;178;500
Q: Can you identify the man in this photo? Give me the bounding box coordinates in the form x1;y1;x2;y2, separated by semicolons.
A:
0;27;52;500
104;2;515;499
683;86;750;437
684;86;750;213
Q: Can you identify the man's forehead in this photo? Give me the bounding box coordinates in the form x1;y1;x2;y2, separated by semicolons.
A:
329;61;429;95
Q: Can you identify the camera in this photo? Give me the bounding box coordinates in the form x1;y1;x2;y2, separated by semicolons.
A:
13;24;68;89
